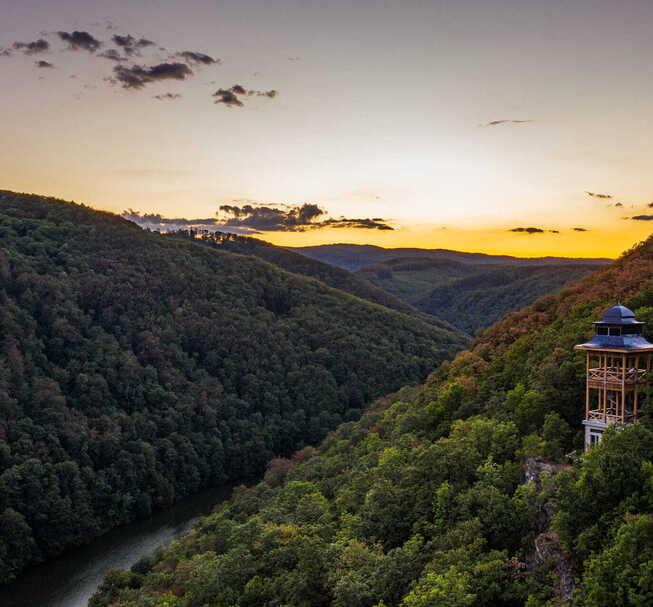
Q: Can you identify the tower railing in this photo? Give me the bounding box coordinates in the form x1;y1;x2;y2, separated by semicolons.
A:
587;367;646;383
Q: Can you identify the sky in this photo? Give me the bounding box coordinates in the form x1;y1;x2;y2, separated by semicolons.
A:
2;0;653;257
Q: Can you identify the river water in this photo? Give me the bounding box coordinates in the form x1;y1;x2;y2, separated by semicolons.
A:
1;485;233;607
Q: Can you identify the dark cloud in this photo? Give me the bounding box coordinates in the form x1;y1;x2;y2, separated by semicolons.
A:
113;62;193;89
614;202;623;208
112;34;155;56
213;88;243;107
216;203;391;232
573;227;588;232
177;51;220;65
213;84;278;107
482;119;533;127
34;60;54;68
153;93;182;101
98;49;126;62
648;202;653;208
58;30;101;52
12;38;49;54
124;203;392;234
510;227;545;234
631;215;653;221
585;191;612;199
549;229;560;234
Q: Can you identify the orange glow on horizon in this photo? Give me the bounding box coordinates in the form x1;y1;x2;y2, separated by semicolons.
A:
259;224;652;259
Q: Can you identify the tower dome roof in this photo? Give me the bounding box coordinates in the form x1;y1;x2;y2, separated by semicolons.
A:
599;304;638;324
574;303;653;351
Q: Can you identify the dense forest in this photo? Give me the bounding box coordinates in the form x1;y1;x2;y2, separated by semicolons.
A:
0;191;469;583
91;234;653;606
358;259;600;335
164;231;450;330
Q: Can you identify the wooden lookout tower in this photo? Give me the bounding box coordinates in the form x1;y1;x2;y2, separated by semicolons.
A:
574;304;653;450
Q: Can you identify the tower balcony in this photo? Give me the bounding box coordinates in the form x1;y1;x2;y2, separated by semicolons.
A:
586;408;635;425
587;367;647;384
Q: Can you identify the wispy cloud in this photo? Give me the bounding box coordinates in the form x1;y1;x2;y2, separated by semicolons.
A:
112;62;193;89
481;119;533;127
213;84;278;107
98;49;126;62
573;227;588;232
631;215;653;221
585;191;613;199
510;227;544;234
176;51;220;65
13;38;49;54
112;34;154;56
58;30;101;52
153;92;182;101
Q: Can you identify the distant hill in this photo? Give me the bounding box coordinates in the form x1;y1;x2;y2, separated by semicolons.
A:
0;190;468;583
358;258;603;334
289;243;612;271
165;231;454;330
92;234;653;607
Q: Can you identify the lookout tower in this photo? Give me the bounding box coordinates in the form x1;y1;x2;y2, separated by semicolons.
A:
574;304;653;450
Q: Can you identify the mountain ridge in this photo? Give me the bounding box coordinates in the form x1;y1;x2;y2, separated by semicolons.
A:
289;243;612;271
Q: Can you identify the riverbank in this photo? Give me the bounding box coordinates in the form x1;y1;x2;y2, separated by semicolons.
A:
1;485;233;607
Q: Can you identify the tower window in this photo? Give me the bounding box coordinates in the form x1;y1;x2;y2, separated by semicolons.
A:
622;325;643;335
609;327;621;336
597;327;608;335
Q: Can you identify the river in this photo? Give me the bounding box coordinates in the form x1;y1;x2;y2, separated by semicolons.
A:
1;484;233;607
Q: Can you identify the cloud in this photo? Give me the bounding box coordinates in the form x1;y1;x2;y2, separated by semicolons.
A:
0;48;12;57
216;203;391;232
614;202;623;207
112;34;155;56
510;227;545;234
213;84;278;107
482;119;533;127
549;229;560;234
12;38;49;54
153;93;182;101
123;203;393;234
177;51;220;65
585;191;612;199
113;62;193;89
631;215;653;221
213;88;243;107
34;60;54;68
648;202;653;208
58;30;101;52
98;49;126;62
573;227;588;232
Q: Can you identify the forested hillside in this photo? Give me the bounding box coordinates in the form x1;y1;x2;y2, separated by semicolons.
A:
358;259;599;334
290;243;610;272
0;191;468;583
163;231;450;329
92;235;653;606
415;264;600;335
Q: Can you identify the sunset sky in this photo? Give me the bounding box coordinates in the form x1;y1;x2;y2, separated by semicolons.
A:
2;0;653;257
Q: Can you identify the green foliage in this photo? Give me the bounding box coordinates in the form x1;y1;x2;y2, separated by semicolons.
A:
169;231;452;329
358;259;601;335
0;190;467;581
577;515;653;606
